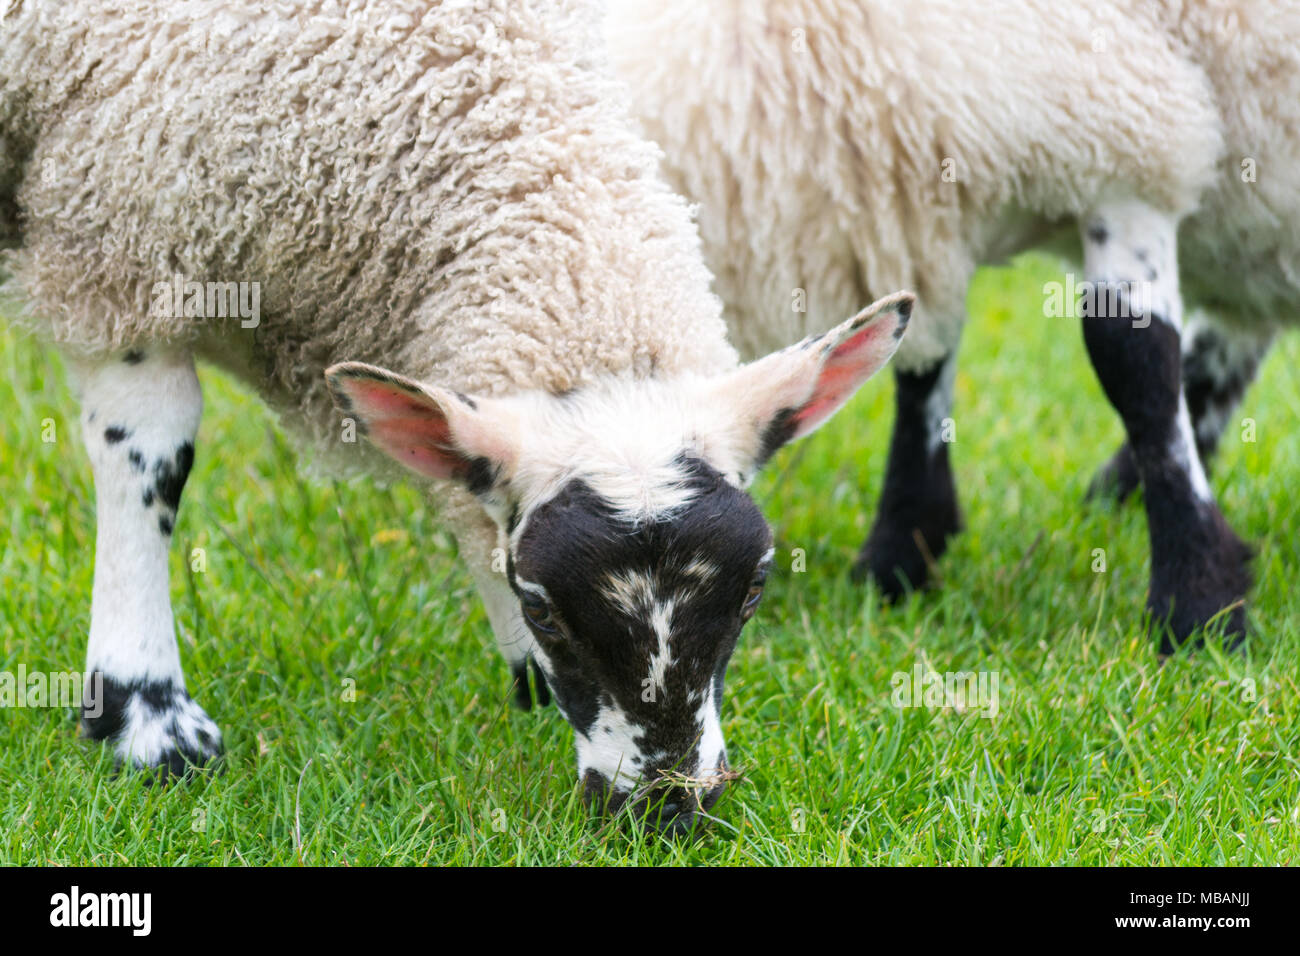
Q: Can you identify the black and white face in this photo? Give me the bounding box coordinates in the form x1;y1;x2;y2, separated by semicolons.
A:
507;457;772;829
327;292;912;831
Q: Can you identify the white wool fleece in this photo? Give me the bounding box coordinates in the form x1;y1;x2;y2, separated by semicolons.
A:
605;0;1300;369
0;0;738;448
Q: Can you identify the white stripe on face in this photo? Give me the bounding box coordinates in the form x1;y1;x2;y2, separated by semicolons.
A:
600;568;657;614
679;554;720;585
646;598;675;700
695;691;726;777
601;567;677;700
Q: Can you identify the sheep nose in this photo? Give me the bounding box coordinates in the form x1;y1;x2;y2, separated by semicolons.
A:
641;781;729;834
580;771;729;833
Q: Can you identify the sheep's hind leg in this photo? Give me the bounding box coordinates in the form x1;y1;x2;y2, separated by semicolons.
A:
1086;313;1273;503
1079;201;1251;651
854;350;962;598
69;347;222;776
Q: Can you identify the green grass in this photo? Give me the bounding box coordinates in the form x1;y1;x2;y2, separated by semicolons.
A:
1;253;1297;865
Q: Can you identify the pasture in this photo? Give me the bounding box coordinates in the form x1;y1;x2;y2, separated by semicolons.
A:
1;253;1297;865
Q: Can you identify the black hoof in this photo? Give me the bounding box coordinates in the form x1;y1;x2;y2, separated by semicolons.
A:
854;489;961;599
1150;506;1253;654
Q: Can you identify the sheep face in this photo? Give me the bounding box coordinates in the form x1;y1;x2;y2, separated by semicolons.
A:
507;454;770;831
327;292;912;829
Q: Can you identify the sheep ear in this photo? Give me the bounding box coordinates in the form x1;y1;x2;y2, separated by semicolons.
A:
709;292;913;471
325;362;518;492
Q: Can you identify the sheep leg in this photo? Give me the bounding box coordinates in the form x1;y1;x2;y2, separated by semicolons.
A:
68;347;222;775
1086;314;1273;502
458;514;548;710
471;562;550;710
854;351;962;598
1079;201;1251;651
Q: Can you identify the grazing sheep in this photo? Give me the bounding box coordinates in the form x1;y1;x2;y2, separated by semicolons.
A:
0;0;911;828
605;0;1300;649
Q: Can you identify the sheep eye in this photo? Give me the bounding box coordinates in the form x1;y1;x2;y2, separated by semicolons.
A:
741;566;768;620
521;593;558;633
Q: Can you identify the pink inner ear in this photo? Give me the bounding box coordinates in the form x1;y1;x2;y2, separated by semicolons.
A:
346;379;438;419
341;378;468;481
369;420;462;480
793;319;894;433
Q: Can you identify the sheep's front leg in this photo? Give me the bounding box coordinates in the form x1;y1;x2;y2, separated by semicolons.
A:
69;348;222;775
854;351;963;598
1088;315;1273;502
456;511;549;711
1079;200;1252;650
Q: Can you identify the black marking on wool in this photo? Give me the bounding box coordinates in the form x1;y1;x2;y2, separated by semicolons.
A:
855;360;962;597
462;456;499;497
81;673;222;779
80;673;134;743
1086;222;1109;245
755;407;799;468
143;488;155;507
892;297;913;338
153;442;194;511
1081;286;1251;649
1132;249;1159;282
340;364;423;392
123;349;146;365
159;514;174;536
513;458;770;776
128;449;146;473
329;385;354;414
138;680;182;714
1182;326;1265;463
104;426;129;445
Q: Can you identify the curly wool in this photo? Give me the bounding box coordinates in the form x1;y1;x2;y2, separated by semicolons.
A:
606;0;1300;370
1;0;737;452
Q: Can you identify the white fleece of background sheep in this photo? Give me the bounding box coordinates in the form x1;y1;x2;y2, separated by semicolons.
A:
606;0;1300;370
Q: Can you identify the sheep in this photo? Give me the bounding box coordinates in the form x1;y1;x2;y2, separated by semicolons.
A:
0;0;912;829
604;0;1300;650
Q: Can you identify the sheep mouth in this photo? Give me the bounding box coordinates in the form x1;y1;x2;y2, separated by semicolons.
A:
582;763;741;833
